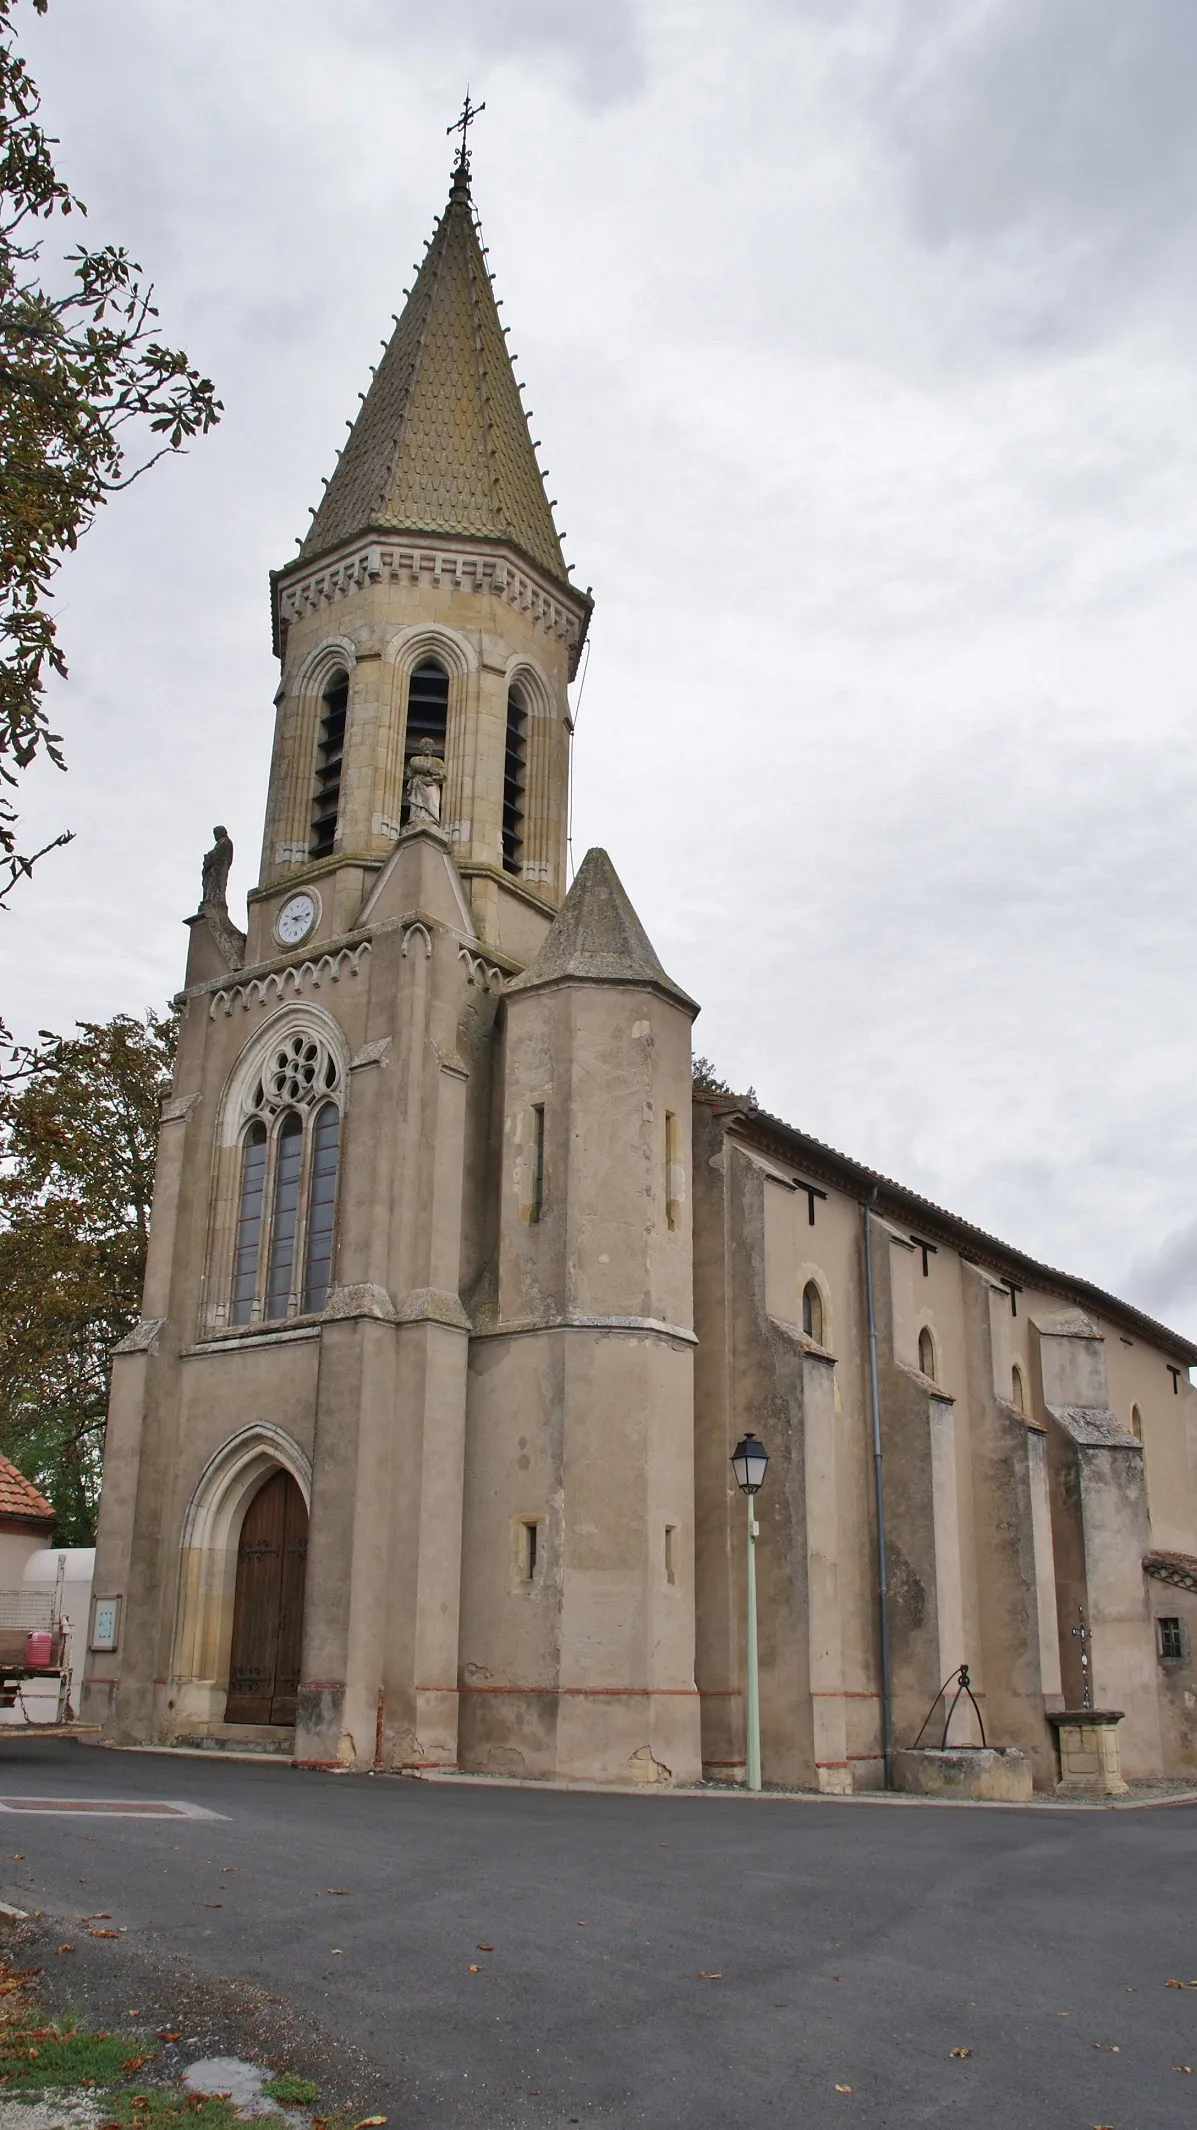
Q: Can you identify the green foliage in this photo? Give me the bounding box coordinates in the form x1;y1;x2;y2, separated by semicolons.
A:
0;2025;149;2090
692;1056;731;1093
101;2089;244;2130
262;2073;320;2106
0;1007;177;1540
692;1056;758;1104
0;0;221;899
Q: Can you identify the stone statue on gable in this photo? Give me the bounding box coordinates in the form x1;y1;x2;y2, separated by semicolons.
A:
200;824;234;911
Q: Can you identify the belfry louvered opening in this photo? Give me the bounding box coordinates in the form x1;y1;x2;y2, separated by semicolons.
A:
309;670;349;858
502;687;528;875
401;659;449;825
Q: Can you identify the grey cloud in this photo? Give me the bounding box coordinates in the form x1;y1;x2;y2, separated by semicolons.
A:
357;0;647;106
1123;1218;1197;1323
878;0;1197;319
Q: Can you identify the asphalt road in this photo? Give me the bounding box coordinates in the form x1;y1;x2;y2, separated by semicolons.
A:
0;1740;1193;2129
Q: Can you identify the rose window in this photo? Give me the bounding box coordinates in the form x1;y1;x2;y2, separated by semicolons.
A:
248;1030;340;1118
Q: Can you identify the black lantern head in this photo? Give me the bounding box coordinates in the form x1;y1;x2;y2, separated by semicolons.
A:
731;1432;769;1496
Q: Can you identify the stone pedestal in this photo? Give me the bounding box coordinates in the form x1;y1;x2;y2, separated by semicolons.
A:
1047;1709;1128;1796
893;1746;1033;1802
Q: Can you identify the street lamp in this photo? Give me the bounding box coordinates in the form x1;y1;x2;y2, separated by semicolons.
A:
731;1432;769;1791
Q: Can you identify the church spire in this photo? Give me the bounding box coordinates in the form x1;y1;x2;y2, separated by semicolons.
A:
301;135;568;588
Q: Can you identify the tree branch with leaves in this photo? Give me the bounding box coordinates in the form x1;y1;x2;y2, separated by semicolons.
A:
0;0;221;902
0;1008;176;1541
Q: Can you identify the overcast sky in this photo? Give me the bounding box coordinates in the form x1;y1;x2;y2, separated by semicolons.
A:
7;0;1197;1335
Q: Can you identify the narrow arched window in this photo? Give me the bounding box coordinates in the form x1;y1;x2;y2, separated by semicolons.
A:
1131;1403;1143;1441
265;1112;304;1319
502;687;527;875
1011;1364;1025;1413
918;1326;936;1381
802;1280;823;1344
231;1121;268;1325
401;659;449;824
303;1103;341;1313
310;670;349;858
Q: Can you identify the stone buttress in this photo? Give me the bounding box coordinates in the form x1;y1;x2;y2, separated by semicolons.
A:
457;850;704;1784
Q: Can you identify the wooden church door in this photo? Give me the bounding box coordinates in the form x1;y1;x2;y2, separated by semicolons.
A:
224;1470;308;1725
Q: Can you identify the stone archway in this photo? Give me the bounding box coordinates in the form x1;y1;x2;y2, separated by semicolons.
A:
225;1469;308;1724
171;1427;312;1736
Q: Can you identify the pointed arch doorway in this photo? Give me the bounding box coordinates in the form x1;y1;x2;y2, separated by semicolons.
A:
224;1469;308;1724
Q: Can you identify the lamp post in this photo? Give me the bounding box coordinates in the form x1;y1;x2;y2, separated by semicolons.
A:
731;1431;769;1792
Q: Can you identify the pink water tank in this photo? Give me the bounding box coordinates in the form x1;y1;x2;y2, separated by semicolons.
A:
25;1631;52;1669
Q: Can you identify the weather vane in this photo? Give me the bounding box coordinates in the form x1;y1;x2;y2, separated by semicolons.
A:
448;90;485;170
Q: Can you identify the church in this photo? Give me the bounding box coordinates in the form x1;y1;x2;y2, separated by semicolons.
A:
82;138;1197;1794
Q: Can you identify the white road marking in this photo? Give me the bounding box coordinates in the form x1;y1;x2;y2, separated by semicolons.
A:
0;1798;226;1819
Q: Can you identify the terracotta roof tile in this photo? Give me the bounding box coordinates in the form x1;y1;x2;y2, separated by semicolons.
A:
0;1455;54;1525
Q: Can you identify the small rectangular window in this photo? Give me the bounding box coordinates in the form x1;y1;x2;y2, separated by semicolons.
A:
519;1519;540;1582
1158;1616;1186;1663
665;1524;677;1585
665;1111;682;1231
531;1105;545;1223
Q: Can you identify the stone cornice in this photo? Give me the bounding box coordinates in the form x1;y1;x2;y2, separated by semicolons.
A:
271;530;592;677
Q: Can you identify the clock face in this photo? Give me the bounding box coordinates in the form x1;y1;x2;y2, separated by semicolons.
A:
276;892;317;947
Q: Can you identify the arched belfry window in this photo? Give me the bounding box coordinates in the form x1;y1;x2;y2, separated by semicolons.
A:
310;669;349;859
802;1280;823;1344
401;658;449;825
503;686;528;875
918;1326;937;1382
230;1028;343;1326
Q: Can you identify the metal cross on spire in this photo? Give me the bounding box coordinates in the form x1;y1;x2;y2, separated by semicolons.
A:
448;90;486;171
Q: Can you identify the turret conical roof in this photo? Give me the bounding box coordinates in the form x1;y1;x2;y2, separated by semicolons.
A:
301;158;568;585
508;849;698;1014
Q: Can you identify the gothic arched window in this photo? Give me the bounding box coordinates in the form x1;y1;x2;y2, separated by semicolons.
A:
401;659;449;824
310;669;349;859
1011;1363;1025;1414
229;1028;343;1326
802;1280;823;1344
303;1102;341;1313
265;1111;304;1319
1131;1403;1143;1441
918;1325;937;1382
231;1122;268;1323
502;686;527;875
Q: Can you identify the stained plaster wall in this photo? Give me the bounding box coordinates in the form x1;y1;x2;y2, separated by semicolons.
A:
1034;1313;1163;1777
691;1114;881;1792
459;974;700;1784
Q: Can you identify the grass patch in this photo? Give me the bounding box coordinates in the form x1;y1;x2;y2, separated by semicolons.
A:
263;2074;320;2106
0;1951;348;2129
0;2027;152;2091
96;2093;245;2130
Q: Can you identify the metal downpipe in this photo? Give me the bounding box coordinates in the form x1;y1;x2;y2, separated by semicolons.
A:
864;1188;894;1789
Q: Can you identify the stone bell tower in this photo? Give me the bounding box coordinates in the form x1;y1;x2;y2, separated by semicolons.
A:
254;144;591;969
81;139;612;1772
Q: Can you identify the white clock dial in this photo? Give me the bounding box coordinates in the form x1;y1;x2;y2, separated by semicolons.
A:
276;892;317;946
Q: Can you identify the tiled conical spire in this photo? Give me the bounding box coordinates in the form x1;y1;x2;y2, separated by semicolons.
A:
301;155;567;586
508;848;698;1013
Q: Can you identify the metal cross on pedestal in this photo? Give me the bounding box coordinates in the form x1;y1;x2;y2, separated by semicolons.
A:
448;90;486;170
1072;1606;1092;1710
